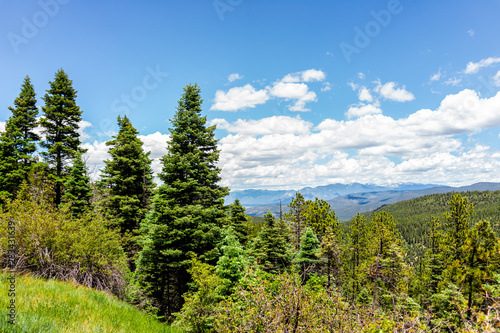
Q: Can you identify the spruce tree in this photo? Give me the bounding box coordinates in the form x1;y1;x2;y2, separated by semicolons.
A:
99;115;155;234
62;152;92;218
0;76;39;200
136;84;229;318
228;199;249;246
292;227;320;279
250;211;290;273
40;69;84;206
215;228;248;296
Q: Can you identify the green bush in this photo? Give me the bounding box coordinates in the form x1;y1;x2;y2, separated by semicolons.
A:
0;191;127;293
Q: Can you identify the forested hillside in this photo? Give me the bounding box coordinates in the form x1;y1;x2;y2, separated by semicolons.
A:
358;190;500;260
1;74;499;332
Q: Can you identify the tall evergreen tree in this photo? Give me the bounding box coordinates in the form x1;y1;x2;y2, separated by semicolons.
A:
227;199;249;246
285;192;306;251
62;152;92;218
462;220;500;317
293;227;320;279
0;76;39;200
99;115;155;233
346;213;369;301
136;84;229;318
303;198;339;241
250;211;291;273
40;69;84;206
318;226;342;289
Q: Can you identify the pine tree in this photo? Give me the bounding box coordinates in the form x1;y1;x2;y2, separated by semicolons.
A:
0;76;39;200
227;199;249;246
250;211;291;273
462;220;500;317
62;152;92;218
346;213;369;301
136;84;229;318
99;115;155;234
303;198;339;241
442;194;474;264
318;226;342;289
293;227;320;279
285;192;306;251
40;69;84;206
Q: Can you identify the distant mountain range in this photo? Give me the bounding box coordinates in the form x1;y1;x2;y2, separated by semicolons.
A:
229;182;500;221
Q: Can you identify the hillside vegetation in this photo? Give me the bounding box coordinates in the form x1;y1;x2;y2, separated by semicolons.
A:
0;271;180;333
358;190;500;260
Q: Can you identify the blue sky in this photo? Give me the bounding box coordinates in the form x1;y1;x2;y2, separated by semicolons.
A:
2;0;500;190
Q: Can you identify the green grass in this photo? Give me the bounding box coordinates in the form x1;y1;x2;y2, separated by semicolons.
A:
0;270;183;333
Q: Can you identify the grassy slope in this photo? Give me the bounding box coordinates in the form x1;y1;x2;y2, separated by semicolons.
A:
0;270;182;333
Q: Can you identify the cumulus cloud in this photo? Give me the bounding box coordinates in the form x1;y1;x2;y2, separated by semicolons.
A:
211;84;269;111
78;120;93;142
282;69;326;83
211;115;313;136
215;89;500;190
358;86;373;102
374;81;415;102
268;82;317;111
211;69;325;112
464;57;500;74
0;121;5;132
228;73;243;82
345;103;382;119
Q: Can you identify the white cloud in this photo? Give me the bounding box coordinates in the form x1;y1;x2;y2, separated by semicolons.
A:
282;69;326;83
493;70;500;87
444;77;462;86
0;121;5;132
78;120;93;142
374;81;415;102
211;84;269;111
345;103;382;119
301;69;326;82
430;69;441;82
358;86;373;102
269;82;317;112
467;29;475;37
211;115;313;135
215;89;500;190
321;82;332;92
228;73;243;82
464;57;500;74
358;72;365;80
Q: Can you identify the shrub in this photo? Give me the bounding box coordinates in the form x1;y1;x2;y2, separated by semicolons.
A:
0;191;127;293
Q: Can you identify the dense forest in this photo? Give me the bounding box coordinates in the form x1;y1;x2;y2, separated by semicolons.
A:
1;71;500;332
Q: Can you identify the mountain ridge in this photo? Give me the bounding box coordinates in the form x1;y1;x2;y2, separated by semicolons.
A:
238;182;500;221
